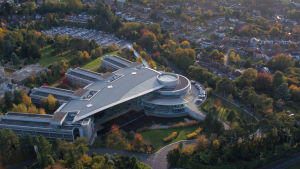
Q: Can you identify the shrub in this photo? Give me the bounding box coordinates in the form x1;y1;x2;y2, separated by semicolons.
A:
128;130;136;139
163;132;178;142
136;126;150;133
134;133;144;146
121;130;128;138
187;132;197;139
169;120;200;129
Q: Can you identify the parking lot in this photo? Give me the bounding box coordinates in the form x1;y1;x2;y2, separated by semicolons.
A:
41;26;127;47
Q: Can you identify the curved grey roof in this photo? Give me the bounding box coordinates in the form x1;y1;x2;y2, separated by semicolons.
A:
72;67;164;122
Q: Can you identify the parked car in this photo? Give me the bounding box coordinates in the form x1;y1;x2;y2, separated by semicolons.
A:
196;99;203;103
191;80;196;84
199;95;205;98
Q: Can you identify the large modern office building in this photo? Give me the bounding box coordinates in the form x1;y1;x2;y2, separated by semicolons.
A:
0;65;193;144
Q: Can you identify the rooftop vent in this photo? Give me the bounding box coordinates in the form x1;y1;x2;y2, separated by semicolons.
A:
132;72;137;74
86;104;93;108
107;85;113;88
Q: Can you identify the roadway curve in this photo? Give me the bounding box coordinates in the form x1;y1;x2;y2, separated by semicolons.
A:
87;141;195;169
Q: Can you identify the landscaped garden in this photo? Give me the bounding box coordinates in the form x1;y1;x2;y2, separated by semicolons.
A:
199;95;257;128
140;124;203;152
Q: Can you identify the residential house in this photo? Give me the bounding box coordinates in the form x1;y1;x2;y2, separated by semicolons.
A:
32;13;41;19
274;37;282;45
242;37;249;43
198;58;212;68
231;71;242;80
261;67;271;74
253;48;267;60
229;18;239;23
282;38;290;45
250;37;260;46
236;47;246;55
264;37;274;45
215;30;225;38
218;67;232;77
232;36;241;43
222;35;230;41
209;63;221;74
200;39;214;48
144;8;151;12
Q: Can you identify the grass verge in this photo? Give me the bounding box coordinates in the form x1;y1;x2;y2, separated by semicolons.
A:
287;162;300;169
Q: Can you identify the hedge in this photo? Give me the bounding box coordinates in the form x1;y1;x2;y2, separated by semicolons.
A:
195;127;202;134
187;132;197;139
163;132;178;142
187;127;202;139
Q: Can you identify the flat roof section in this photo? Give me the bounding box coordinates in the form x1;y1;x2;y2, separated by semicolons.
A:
31;91;71;101
50;112;68;125
100;72;114;79
67;71;98;82
110;55;132;65
102;57;128;68
130;61;143;67
159;75;190;92
5;112;53;120
76;68;103;77
40;86;75;95
144;96;188;106
72;88;89;97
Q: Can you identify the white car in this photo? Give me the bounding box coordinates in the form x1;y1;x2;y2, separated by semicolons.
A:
199;95;205;98
191;80;196;84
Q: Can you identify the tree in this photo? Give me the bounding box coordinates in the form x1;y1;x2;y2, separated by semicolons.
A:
4;90;12;109
107;43;118;51
272;71;286;88
13;90;24;105
275;83;291;101
288;43;297;49
48;94;57;111
243;59;252;68
62;77;68;86
227;110;236;127
41;97;48;110
22;94;31;107
269;27;279;37
140;51;146;58
11;52;19;65
256;73;272;91
38;136;52;167
29;43;41;59
273;53;293;71
3;34;16;60
28;105;38;114
216;78;234;95
37;36;47;49
203;113;214;128
136;57;143;63
134;134;143;146
148;61;156;69
242;68;257;79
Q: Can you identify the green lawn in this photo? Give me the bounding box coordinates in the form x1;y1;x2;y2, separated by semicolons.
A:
228;62;239;69
241;55;260;65
82;57;102;70
199;96;257;128
140;125;202;153
81;51;121;70
38;45;74;67
283;105;298;114
287;162;300;169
